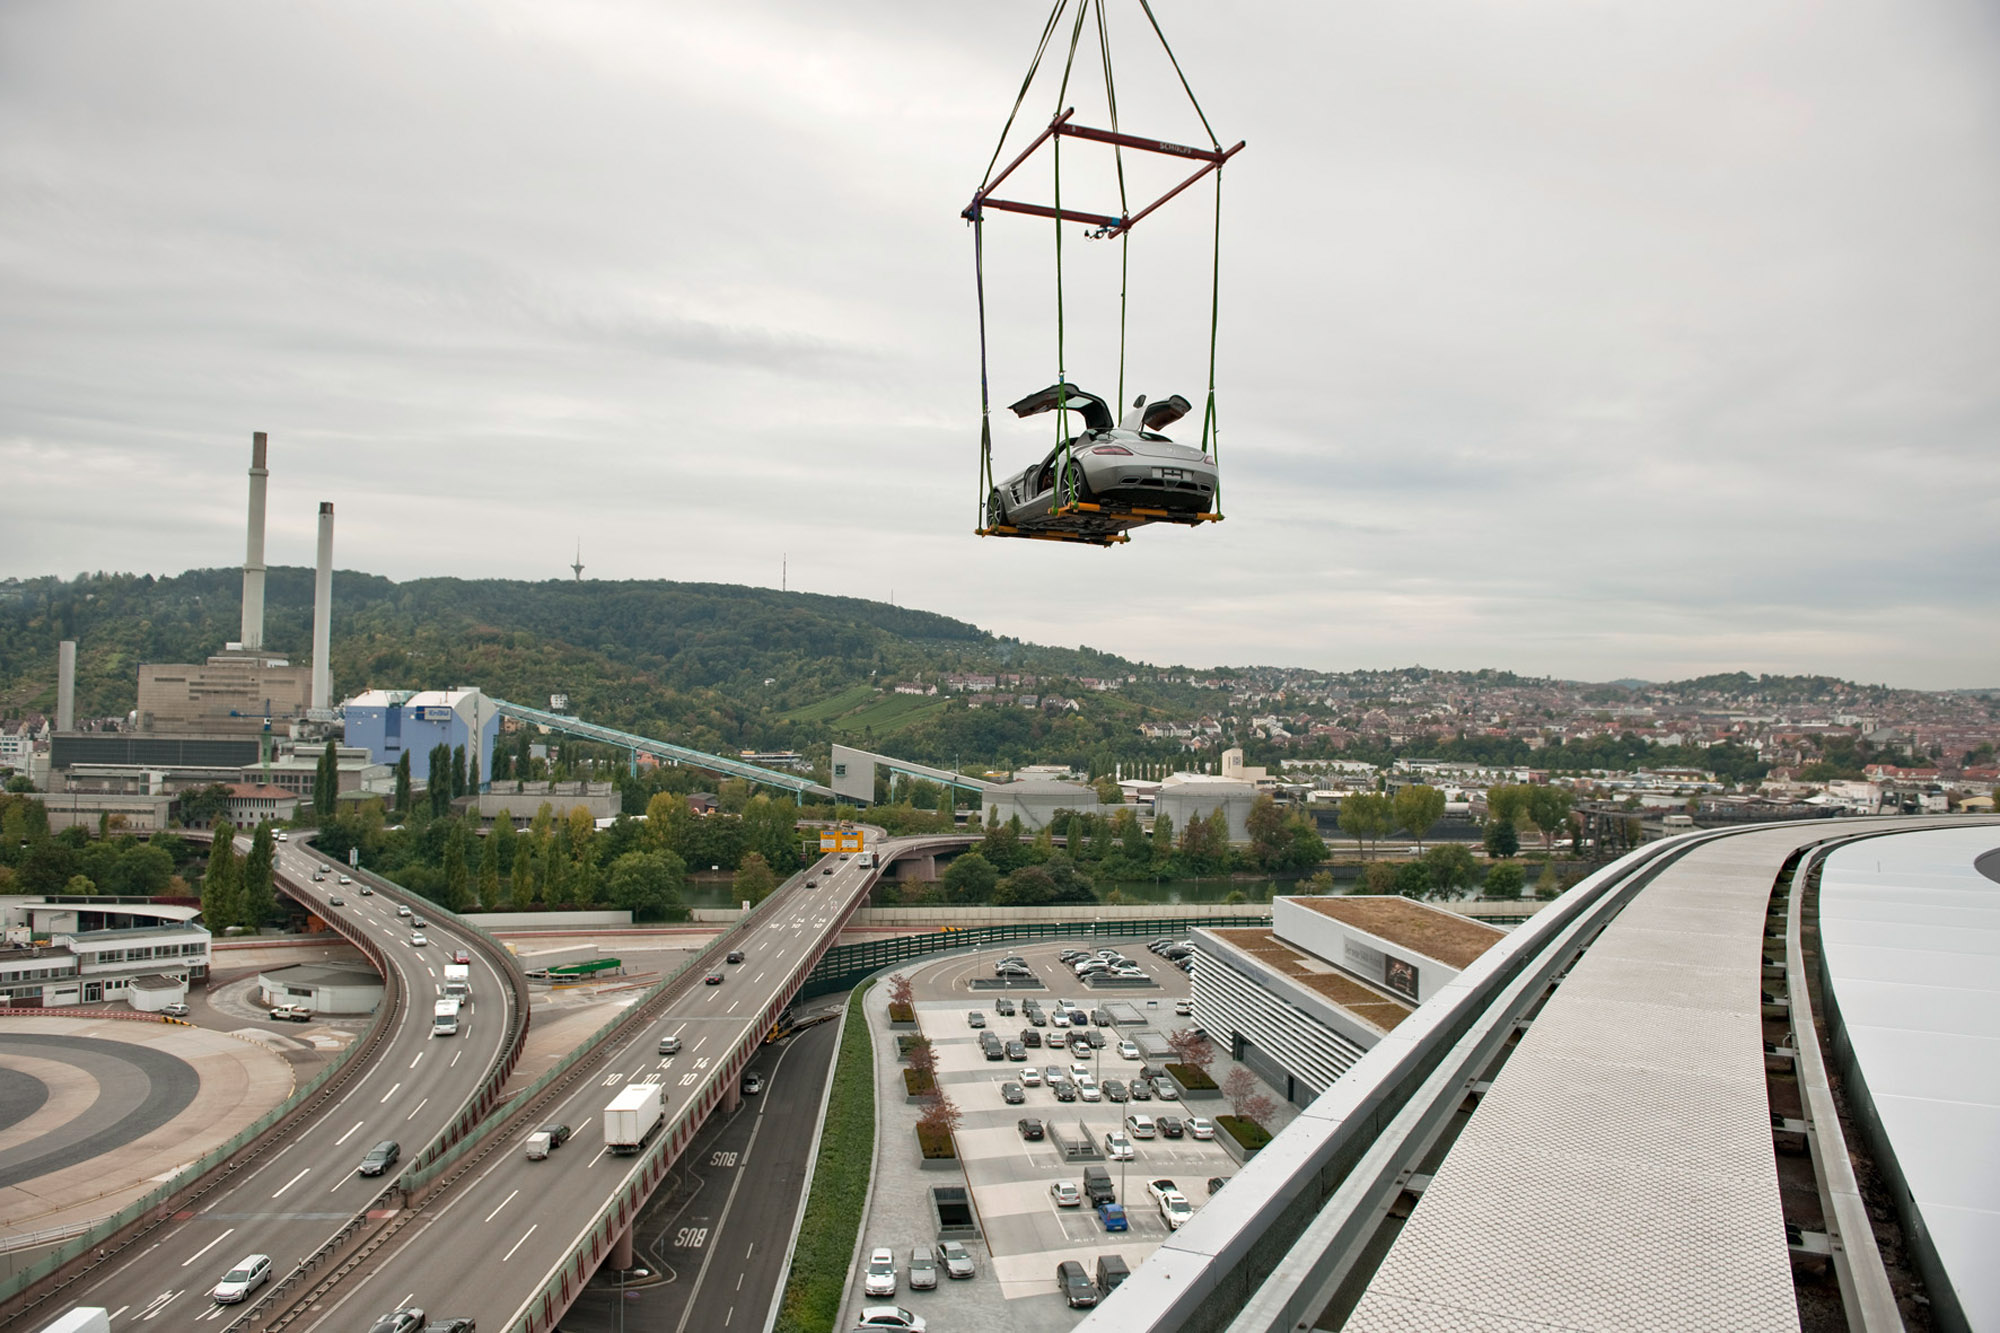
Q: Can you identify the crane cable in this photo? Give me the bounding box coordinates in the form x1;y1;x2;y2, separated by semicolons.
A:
973;0;1228;528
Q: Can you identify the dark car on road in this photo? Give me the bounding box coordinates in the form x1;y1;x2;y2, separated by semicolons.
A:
537;1122;573;1148
705;973;723;985
1018;1117;1045;1140
366;1309;425;1333
1000;1081;1025;1104
357;1140;400;1176
1057;1259;1098;1308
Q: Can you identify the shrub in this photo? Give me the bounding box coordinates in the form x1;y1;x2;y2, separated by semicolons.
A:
902;1068;937;1097
1217;1114;1273;1153
886;1001;916;1024
774;982;875;1333
916;1124;957;1159
1483;862;1526;899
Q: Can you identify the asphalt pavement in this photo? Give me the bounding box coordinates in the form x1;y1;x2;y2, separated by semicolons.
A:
8;841;517;1333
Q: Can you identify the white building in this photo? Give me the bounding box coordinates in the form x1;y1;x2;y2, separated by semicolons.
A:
0;897;211;1006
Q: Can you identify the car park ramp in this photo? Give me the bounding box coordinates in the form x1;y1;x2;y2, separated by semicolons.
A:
488;698;835;800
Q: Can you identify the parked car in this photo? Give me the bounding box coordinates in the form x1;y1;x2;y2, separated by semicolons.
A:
994;997;1016;1016
864;1247;898;1298
1153;1077;1181;1101
161;1001;191;1017
211;1253;272;1304
1148;1178;1194;1229
1104;1129;1136;1161
1158;1115;1185;1139
1018;1117;1045;1141
1126;1113;1157;1139
1083;1028;1106;1049
1127;1077;1153;1101
1020;1028;1042;1048
967;1011;985;1028
1057;1259;1099;1308
1117;1039;1140;1060
1098;1201;1129;1232
852;1304;927;1331
1208;1175;1229;1195
1076;1075;1101;1102
270;1003;311;1022
1020;1067;1042;1086
1102;1078;1128;1103
935;1241;976;1280
907;1249;938;1291
1051;1080;1078;1103
1006;1040;1027;1061
1049;1180;1082;1207
1187;1116;1216;1140
1000;1081;1024;1105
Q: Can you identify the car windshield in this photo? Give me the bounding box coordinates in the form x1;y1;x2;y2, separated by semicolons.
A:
223;1267;253;1282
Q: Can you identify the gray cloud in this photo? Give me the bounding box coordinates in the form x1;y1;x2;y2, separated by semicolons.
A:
3;0;1996;687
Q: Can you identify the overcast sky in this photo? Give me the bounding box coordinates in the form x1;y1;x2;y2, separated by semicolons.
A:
4;1;1996;690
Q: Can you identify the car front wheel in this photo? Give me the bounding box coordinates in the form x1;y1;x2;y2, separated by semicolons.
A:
985;488;1009;528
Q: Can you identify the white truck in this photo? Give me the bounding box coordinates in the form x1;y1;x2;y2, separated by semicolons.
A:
432;998;460;1037
856;850;877;868
442;963;471;1000
604;1083;665;1154
38;1310;110;1333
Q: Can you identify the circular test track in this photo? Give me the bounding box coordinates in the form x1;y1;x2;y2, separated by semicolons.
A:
0;1034;199;1192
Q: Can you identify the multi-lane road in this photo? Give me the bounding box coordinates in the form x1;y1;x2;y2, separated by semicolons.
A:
285;848;879;1333
12;840;517;1333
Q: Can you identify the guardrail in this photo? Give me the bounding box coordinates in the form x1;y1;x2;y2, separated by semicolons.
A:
509;862;879;1333
0;865;405;1329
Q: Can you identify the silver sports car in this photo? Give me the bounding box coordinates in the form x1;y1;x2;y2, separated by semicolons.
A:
986;384;1217;541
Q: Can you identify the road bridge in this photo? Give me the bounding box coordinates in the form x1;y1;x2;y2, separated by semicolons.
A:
6;839;522;1333
277;835;900;1333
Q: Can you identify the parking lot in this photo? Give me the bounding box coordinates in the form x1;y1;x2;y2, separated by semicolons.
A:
845;935;1287;1331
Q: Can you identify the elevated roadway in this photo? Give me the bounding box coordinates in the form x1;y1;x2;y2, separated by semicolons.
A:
283;841;890;1333
7;841;520;1333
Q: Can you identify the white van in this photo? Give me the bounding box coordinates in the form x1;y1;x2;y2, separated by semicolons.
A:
525;1131;554;1160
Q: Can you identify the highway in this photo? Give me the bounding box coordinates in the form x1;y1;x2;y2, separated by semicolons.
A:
11;840;518;1333
285;848;879;1333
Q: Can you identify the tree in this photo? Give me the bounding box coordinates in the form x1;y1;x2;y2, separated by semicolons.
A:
178;783;233;829
979;818;1027;873
1536;861;1564;900
1115;807;1146;861
1483;861;1527;899
916;1090;964;1145
1166;1027;1215;1073
886;973;915;1009
202;823;242;929
1339;792;1395;858
478;822;502;908
1221;1067;1260;1117
1362;861;1399;895
441;818;471;911
1392;785;1447;852
1423;843;1478;898
241;822;277;928
1483;819;1520;859
1306;869;1336;894
1246;794;1289;869
1525;786;1574;854
394;752;412;815
510;840;538;908
733;851;779;904
606;849;688;920
739;795;802;873
904;1034;937;1081
314;739;339;823
1485;784;1530;829
939;850;998;903
1393;860;1431;898
993;864;1055;906
1150;810;1174;864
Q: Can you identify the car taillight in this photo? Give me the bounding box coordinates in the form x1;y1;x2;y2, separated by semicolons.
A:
1090;444;1132;455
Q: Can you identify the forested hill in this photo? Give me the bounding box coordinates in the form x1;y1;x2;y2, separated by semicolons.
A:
0;568;1153;760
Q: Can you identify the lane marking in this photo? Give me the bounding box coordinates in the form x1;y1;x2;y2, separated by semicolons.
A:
272;1169;310;1198
484;1188;520;1223
410;1052;424;1070
502;1224;538;1262
405;1096;430;1121
334;1120;365;1146
179;1228;236;1267
380;1081;401;1103
139;1291;181;1321
451;1050;462;1067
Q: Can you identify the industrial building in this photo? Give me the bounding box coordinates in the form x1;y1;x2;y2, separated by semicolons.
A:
343;687;499;784
1152;770;1259;842
980;778;1104;832
256;961;382;1015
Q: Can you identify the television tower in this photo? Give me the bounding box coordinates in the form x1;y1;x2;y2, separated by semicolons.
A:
571;543;584;582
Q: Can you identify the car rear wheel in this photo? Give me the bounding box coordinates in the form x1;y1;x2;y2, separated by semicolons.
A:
985;488;1009;527
1060;461;1093;507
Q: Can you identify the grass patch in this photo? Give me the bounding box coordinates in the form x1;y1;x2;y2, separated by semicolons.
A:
830;693;949;737
774;981;877;1333
1217;1114;1272;1153
782;684;878;724
1166;1062;1217;1090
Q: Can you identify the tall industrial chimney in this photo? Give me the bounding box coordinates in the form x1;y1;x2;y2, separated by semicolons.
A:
311;501;334;711
57;640;76;732
240;432;269;652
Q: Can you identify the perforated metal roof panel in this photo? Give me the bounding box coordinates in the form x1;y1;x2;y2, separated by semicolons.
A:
1344;828;1804;1332
1821;825;2000;1332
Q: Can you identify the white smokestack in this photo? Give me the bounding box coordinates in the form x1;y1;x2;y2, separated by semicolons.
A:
57;640;76;732
312;501;334;711
241;432;269;652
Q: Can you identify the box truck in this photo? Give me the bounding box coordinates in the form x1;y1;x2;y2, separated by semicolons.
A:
38;1310;110;1333
442;963;471;1000
604;1083;665;1154
432;998;460;1036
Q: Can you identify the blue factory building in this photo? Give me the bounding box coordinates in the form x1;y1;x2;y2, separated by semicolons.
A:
342;688;499;785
